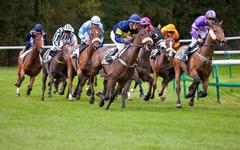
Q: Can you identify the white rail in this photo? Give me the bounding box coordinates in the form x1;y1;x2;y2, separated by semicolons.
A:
212;59;240;65
1;36;240;51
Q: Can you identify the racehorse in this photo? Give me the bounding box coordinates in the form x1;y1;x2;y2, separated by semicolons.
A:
41;49;67;100
150;37;176;101
15;32;44;96
173;21;226;108
96;27;153;110
66;25;101;101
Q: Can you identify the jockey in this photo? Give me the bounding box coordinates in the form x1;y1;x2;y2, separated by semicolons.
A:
24;23;47;52
161;24;180;48
78;15;104;51
105;14;141;63
177;10;217;61
44;24;78;63
140;17;154;33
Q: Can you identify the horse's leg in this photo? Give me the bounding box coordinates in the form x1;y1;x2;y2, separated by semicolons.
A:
143;74;153;101
151;71;158;99
185;80;198;98
76;75;88;100
97;77;115;107
53;79;59;94
41;68;48;100
198;77;209;98
94;76;98;87
122;80;132;108
175;69;182;108
59;76;67;95
106;82;124;110
88;76;95;104
15;66;25;96
26;76;35;95
188;70;201;106
47;75;54;97
67;66;74;100
137;80;144;98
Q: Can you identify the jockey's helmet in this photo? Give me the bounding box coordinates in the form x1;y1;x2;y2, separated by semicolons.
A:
34;24;43;31
91;16;101;25
205;10;216;19
167;24;176;31
63;24;74;32
140;17;151;25
129;14;141;23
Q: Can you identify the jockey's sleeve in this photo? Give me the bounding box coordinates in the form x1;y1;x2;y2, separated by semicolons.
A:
114;29;124;43
52;28;62;49
24;33;32;46
100;24;104;45
78;21;89;42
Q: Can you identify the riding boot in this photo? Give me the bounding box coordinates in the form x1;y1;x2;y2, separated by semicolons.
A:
105;47;118;63
180;46;191;62
44;50;56;63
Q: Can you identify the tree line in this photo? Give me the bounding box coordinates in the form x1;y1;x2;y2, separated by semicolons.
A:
0;0;239;65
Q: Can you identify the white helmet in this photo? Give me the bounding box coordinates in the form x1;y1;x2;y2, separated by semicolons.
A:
91;16;101;25
63;24;74;32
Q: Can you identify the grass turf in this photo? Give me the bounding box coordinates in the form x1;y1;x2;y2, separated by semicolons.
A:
0;66;240;150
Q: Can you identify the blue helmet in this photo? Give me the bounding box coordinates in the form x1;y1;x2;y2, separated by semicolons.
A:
34;24;43;31
128;14;141;23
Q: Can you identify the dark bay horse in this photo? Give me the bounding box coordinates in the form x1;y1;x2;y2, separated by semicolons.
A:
66;26;101;101
150;37;176;101
96;27;153;110
173;21;226;108
41;49;67;100
15;32;44;96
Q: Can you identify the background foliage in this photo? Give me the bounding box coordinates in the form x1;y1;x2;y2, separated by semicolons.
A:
0;0;240;65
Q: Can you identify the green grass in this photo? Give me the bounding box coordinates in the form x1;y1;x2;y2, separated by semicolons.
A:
0;66;240;150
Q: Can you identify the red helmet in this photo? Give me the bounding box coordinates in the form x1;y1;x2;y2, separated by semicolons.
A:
140;17;151;25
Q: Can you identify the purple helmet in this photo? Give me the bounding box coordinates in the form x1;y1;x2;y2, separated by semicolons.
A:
140;17;152;25
129;14;141;23
205;10;216;18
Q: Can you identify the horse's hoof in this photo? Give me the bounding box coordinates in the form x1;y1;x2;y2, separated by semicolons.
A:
26;91;31;95
98;100;104;107
185;93;193;99
189;101;194;107
198;91;207;98
16;93;20;97
176;104;182;108
58;90;64;95
14;83;18;87
48;93;51;97
158;92;163;97
160;96;166;102
41;97;44;101
89;97;94;104
75;95;80;100
143;95;150;101
86;89;91;96
140;93;145;98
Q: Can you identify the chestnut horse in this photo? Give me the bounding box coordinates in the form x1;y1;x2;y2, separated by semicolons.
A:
15;32;44;96
96;27;153;110
150;37;176;101
173;21;226;108
66;26;101;101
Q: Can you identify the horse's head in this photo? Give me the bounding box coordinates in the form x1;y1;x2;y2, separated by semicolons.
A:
135;26;153;51
208;21;227;47
90;26;101;50
33;32;44;53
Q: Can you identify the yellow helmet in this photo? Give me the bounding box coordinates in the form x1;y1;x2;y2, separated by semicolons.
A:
167;24;176;31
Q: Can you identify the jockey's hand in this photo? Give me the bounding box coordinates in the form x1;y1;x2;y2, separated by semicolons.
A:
197;38;203;43
122;38;131;45
127;36;133;41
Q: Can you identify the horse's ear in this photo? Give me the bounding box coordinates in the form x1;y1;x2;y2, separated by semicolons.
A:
157;24;161;30
219;20;223;27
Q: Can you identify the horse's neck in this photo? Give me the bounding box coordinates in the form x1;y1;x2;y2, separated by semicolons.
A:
29;46;39;59
198;34;216;58
124;38;141;65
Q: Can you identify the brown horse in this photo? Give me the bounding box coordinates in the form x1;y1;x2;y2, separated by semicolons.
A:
41;49;67;100
150;37;176;101
96;27;153;110
173;21;226;108
66;26;101;101
15;32;44;96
